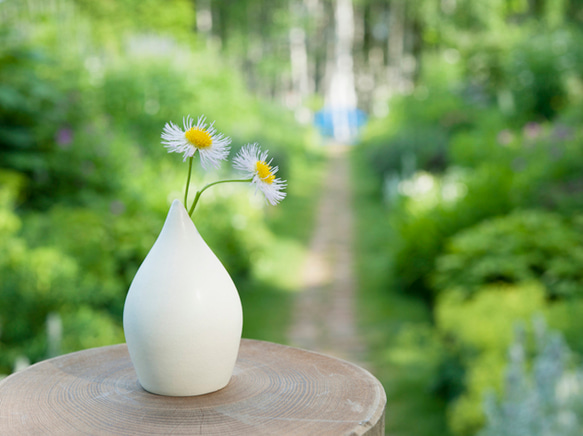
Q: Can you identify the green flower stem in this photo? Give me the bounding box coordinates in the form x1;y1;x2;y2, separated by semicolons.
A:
188;178;253;217
184;156;194;206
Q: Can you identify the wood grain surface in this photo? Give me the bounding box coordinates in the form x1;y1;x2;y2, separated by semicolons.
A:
0;339;386;435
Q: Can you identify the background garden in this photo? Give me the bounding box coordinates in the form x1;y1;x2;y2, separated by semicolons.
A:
0;0;323;373
355;1;583;435
2;0;583;435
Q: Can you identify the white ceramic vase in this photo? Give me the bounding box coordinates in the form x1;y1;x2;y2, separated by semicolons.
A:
123;199;243;396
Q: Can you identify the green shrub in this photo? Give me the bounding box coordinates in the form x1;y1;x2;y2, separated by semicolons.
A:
448;110;514;168
480;320;583;436
0;173;79;371
60;307;125;354
503;28;579;122
0;0;321;375
392;132;583;301
392;164;515;301
436;282;583;436
435;283;547;436
362;126;449;180
433;210;583;299
358;55;473;183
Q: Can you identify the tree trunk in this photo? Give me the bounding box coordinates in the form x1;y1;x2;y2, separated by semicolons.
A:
325;0;357;143
289;0;311;112
387;0;406;95
195;0;212;35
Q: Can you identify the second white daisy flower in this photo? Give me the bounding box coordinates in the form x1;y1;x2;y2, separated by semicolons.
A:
233;143;287;205
161;115;231;170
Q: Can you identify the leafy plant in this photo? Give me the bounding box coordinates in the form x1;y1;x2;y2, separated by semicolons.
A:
435;283;547;435
479;319;583;436
0;0;320;376
433;210;583;299
362;125;449;180
391;163;515;301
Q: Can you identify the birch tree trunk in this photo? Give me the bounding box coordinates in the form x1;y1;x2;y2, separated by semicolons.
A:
195;0;212;35
289;0;311;122
325;0;357;143
387;0;406;95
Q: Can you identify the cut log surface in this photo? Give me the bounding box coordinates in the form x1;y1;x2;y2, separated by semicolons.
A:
0;339;386;435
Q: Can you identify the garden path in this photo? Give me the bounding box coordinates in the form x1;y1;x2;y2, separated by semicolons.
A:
288;145;367;366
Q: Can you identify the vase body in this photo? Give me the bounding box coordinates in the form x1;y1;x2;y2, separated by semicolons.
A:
123;199;243;396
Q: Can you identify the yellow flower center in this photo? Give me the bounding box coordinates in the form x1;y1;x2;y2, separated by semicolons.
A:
256;161;275;184
184;128;212;149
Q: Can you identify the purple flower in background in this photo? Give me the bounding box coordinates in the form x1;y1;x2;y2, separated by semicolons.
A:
523;122;542;140
552;123;573;141
56;128;73;148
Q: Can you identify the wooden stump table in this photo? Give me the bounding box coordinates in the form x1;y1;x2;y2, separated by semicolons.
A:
0;339;386;435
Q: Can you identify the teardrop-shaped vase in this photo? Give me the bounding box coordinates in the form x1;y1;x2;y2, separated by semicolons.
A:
123;200;243;396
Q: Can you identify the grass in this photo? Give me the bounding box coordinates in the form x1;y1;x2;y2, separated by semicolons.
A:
240;148;326;344
351;149;451;436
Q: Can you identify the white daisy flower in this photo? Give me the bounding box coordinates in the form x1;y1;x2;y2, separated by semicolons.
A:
161;115;231;170
233;143;287;205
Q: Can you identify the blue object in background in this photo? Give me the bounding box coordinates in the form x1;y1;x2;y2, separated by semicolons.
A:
314;108;368;143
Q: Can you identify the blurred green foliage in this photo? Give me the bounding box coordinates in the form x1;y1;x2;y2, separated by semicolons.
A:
352;150;452;436
5;1;583;435
434;210;583;299
479;320;583;436
0;0;321;375
363;125;449;180
435;283;547;435
355;1;583;436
